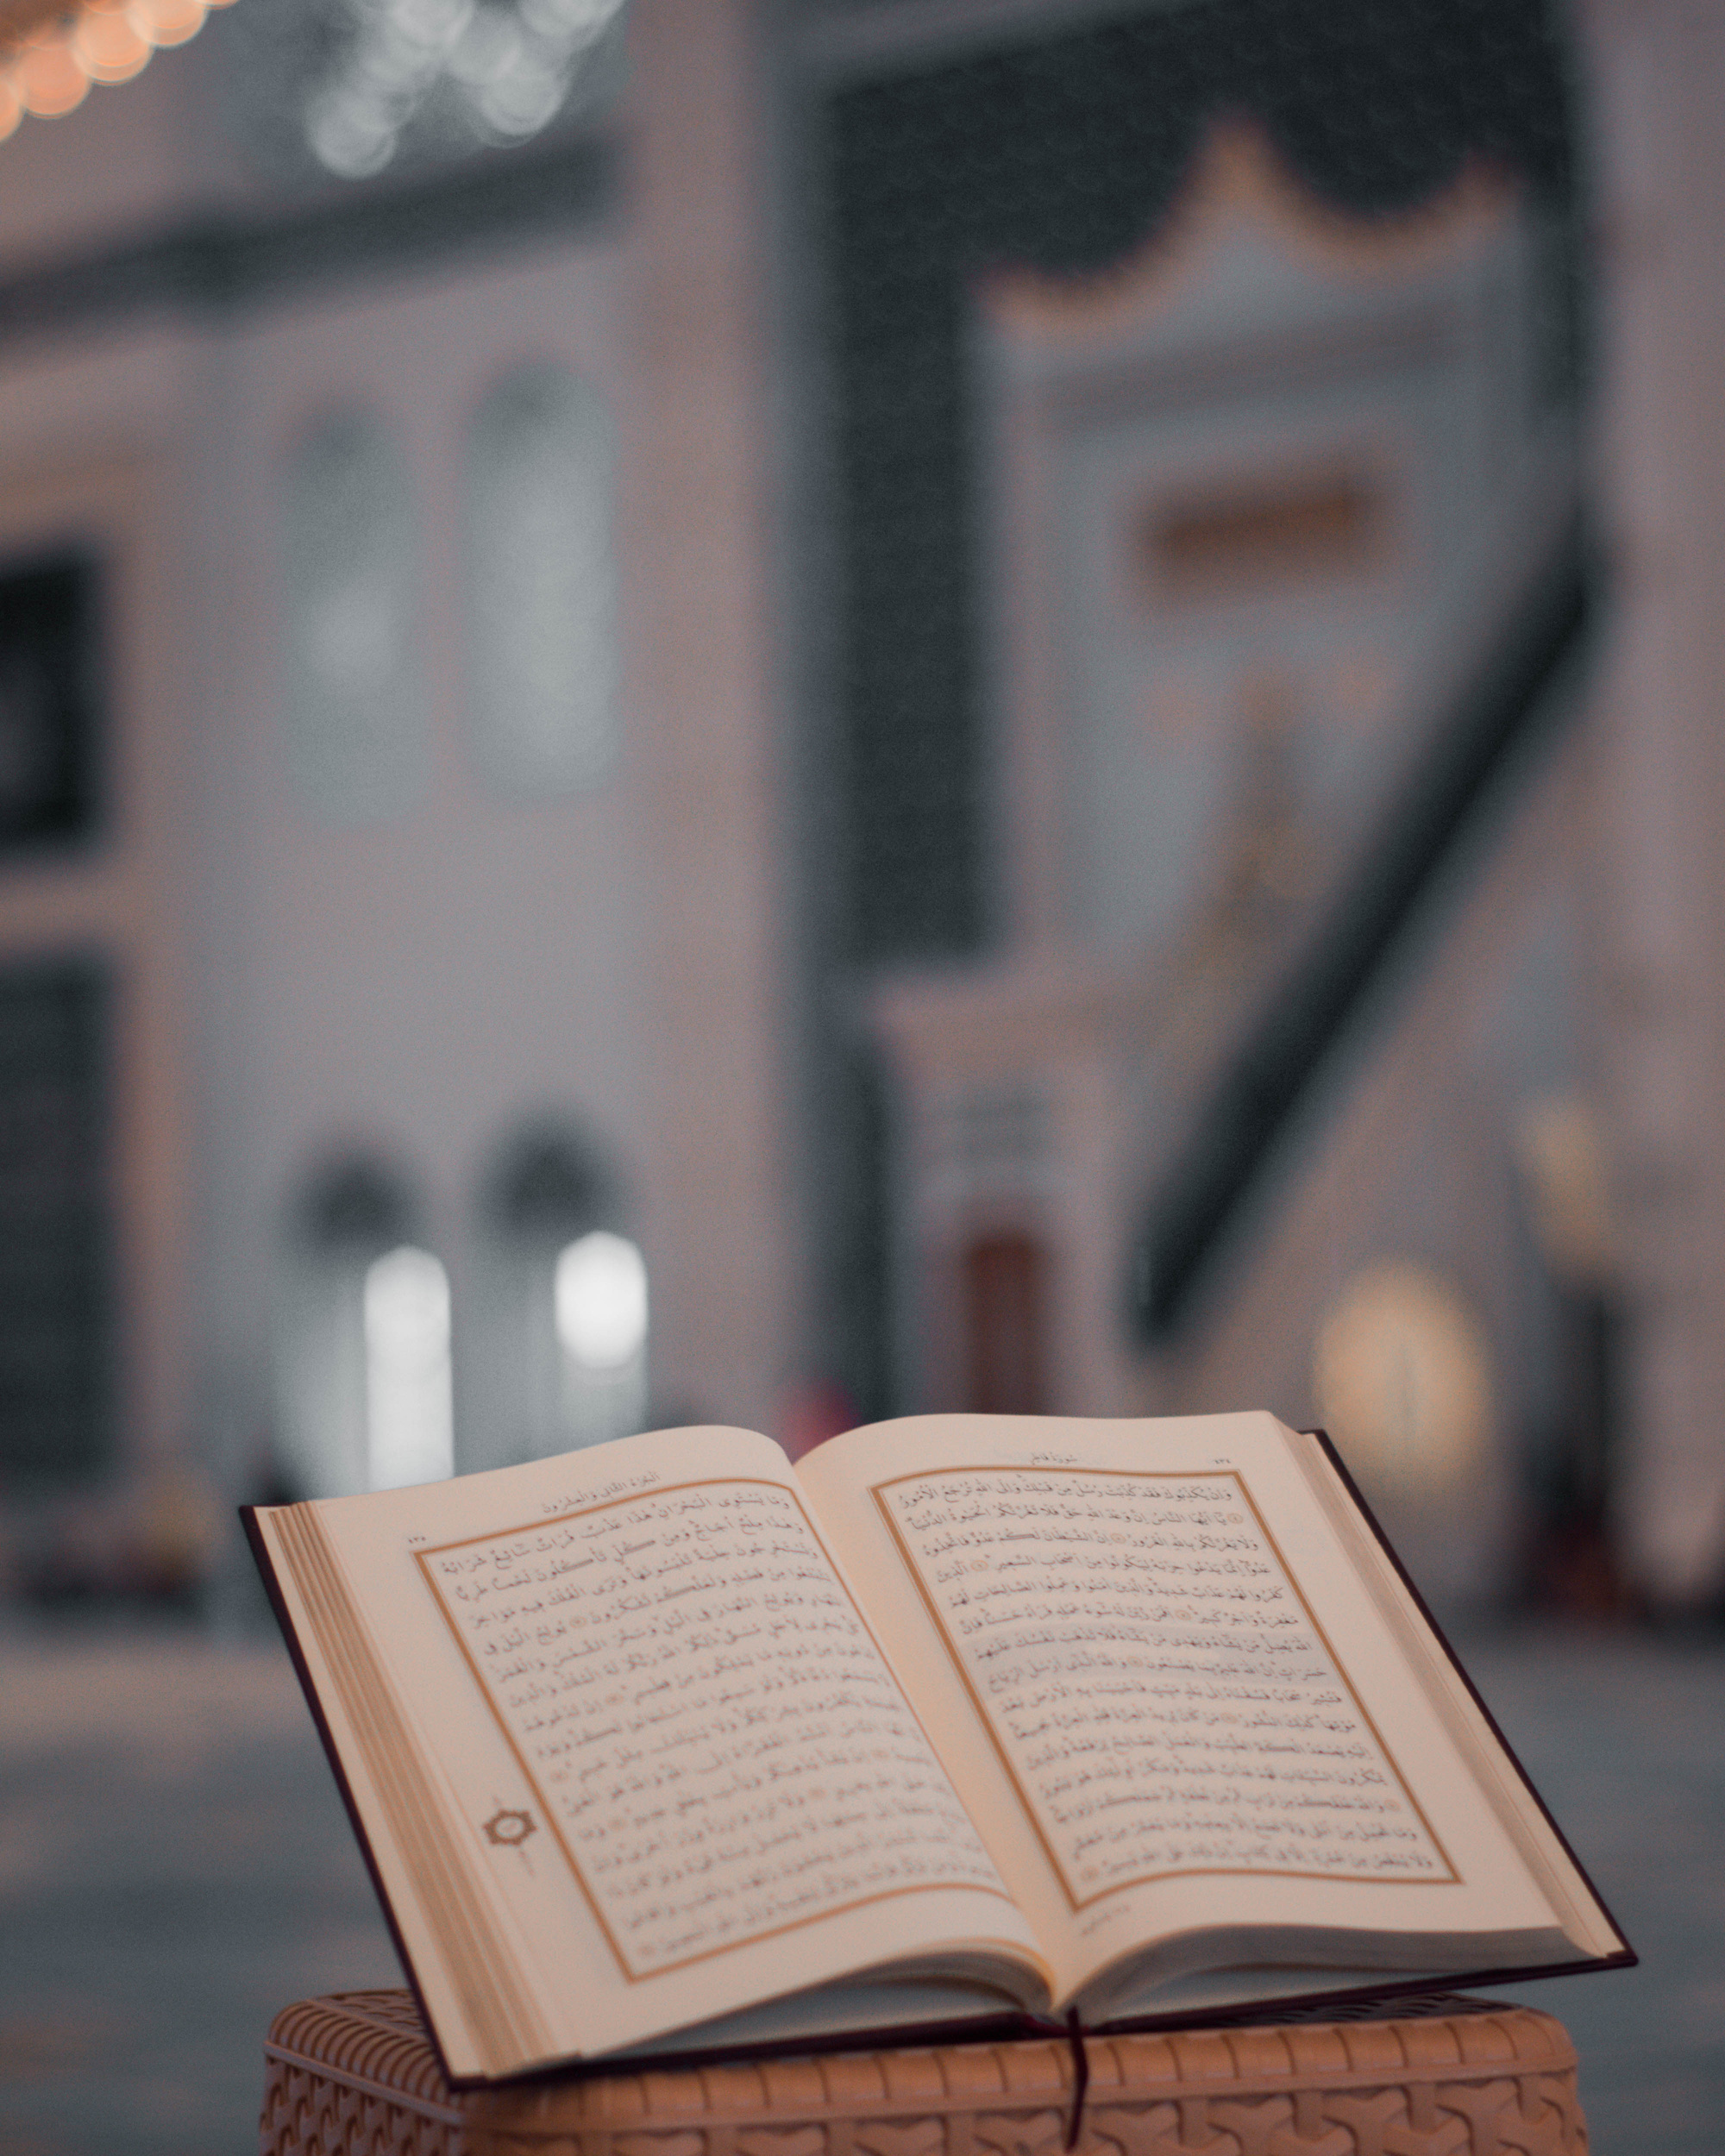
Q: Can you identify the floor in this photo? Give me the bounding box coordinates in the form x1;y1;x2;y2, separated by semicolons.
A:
0;1612;1720;2154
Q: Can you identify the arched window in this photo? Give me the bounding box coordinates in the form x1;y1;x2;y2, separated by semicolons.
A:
281;410;425;820
275;1155;454;1497
363;1243;455;1493
463;366;618;797
466;1123;646;1470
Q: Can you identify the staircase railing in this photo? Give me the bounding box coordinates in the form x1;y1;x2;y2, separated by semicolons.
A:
1131;505;1598;1341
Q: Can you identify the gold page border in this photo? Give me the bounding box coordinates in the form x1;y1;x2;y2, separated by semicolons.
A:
417;1476;1017;1986
869;1464;1458;1911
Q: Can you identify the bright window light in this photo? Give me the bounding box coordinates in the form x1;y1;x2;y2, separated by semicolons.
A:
364;1244;455;1489
555;1231;646;1371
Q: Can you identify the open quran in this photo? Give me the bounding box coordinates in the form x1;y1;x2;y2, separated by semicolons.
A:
245;1411;1630;2083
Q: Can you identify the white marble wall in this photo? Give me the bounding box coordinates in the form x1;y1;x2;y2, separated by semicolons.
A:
0;0;800;1496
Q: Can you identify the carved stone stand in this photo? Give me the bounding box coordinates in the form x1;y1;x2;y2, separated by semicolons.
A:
259;1990;1588;2156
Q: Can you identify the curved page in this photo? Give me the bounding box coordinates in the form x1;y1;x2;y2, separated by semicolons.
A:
254;1426;1048;2076
797;1411;1586;2013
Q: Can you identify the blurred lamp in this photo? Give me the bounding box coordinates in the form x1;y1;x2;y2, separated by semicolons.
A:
1313;1258;1492;1501
0;0;238;139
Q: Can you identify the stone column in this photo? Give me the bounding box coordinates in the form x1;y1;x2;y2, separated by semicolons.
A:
1580;0;1725;1600
623;0;798;1435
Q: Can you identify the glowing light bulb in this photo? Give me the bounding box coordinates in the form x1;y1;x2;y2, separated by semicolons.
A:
126;0;207;49
15;37;90;117
75;9;153;83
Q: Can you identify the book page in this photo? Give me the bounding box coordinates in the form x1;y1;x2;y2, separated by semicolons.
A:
870;1463;1451;1900
416;1474;1007;1978
799;1412;1574;2008
257;1426;1046;2072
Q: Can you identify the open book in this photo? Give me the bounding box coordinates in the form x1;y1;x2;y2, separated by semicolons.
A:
245;1411;1631;2083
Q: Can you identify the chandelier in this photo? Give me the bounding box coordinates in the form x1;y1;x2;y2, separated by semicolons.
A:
297;0;629;180
0;0;629;175
0;0;236;139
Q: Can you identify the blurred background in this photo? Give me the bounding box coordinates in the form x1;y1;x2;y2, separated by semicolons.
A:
0;0;1722;2150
